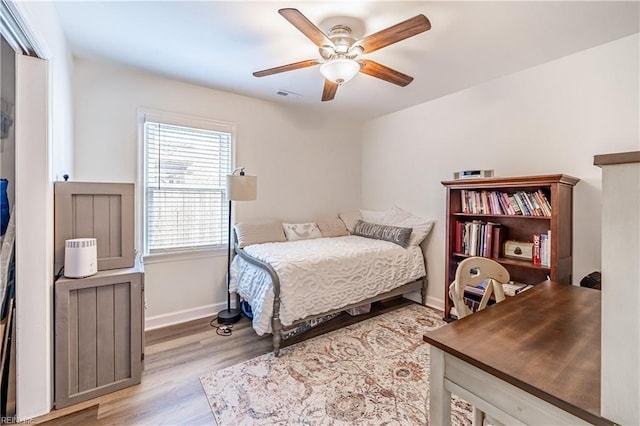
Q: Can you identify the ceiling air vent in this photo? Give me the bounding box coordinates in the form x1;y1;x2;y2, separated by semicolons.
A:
275;89;301;99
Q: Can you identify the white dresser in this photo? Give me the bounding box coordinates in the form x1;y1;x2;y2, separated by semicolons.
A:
594;151;640;426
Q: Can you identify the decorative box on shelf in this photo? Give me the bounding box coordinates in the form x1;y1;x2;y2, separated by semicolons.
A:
503;240;533;261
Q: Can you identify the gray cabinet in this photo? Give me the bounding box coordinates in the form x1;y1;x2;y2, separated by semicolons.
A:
54;182;135;273
54;262;144;408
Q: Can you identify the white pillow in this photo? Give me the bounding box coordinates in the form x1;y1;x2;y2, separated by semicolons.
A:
338;211;362;234
316;218;349;238
360;206;434;246
234;222;287;248
282;222;322;241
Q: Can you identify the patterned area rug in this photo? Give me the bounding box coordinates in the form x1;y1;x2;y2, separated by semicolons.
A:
200;304;472;425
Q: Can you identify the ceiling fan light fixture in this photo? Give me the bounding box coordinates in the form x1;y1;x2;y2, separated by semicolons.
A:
319;58;360;85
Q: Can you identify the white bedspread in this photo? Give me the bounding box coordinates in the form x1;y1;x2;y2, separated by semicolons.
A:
229;235;425;335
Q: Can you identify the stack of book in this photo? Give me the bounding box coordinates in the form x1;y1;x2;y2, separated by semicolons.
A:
460;189;552;217
455;220;505;257
464;280;534;299
532;231;552;267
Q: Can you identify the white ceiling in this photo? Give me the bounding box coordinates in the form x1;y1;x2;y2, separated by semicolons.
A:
54;1;639;122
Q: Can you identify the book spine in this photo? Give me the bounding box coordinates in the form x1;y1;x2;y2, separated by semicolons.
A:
508;194;522;215
492;225;504;257
464;222;471;254
500;192;514;215
532;234;541;265
536;190;552;216
541;230;551;267
469;222;477;255
485;222;494;257
514;192;530;216
481;191;489;215
528;192;542;216
461;190;468;214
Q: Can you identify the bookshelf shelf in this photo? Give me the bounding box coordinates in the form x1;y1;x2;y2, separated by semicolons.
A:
442;174;579;321
452;213;551;220
452;252;551;271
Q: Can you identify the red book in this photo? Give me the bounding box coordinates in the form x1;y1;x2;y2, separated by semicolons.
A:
532;234;541;265
492;225;504;258
485;222;495;257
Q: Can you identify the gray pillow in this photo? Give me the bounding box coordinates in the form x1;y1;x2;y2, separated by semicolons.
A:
353;220;412;248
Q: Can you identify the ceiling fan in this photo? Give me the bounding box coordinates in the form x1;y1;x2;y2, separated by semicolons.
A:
253;8;431;101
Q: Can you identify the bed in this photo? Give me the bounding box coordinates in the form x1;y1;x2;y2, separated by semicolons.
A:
228;209;433;355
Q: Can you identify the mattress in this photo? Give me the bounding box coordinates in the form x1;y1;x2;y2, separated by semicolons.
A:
229;235;425;335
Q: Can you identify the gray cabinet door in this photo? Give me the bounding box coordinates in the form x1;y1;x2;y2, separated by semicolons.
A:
54;182;135;273
55;263;143;408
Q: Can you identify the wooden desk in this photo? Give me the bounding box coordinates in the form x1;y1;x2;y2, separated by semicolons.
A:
424;281;614;426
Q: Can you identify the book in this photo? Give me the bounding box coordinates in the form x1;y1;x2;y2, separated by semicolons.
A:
508;194;523;215
492;225;505;258
532;233;541;265
514;192;530;216
469;221;481;255
536;190;552;216
455;221;464;253
464;278;491;297
485;222;495;257
461;190;469;214
502;281;531;297
541;230;551;267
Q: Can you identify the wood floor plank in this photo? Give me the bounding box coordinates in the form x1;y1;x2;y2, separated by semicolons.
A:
34;298;412;425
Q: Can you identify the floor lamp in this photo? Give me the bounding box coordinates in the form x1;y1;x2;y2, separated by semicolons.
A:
217;167;257;324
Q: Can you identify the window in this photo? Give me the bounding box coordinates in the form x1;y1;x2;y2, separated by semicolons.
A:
140;111;233;254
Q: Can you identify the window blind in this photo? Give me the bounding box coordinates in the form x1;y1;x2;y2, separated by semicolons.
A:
144;121;232;252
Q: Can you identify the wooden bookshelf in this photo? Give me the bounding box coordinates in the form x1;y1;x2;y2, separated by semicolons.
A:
442;174;579;320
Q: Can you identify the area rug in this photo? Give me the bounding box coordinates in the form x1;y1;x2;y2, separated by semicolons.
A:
200;304;472;425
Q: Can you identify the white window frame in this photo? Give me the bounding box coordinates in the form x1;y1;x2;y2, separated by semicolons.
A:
137;108;236;262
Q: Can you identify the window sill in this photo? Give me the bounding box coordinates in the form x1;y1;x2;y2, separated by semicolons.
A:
143;247;228;264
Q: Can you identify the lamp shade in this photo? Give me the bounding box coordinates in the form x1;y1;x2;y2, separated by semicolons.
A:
319;58;360;84
226;174;257;201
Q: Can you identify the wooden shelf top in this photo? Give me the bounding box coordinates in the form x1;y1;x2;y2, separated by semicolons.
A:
442;173;580;188
594;151;640;167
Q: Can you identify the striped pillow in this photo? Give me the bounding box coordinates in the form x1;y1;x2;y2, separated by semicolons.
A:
353;220;412;248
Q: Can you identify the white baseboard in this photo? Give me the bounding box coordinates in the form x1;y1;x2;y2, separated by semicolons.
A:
145;302;225;330
403;291;445;312
146;293;445;331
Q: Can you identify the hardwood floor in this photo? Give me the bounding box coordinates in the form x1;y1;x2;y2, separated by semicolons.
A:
34;298;412;425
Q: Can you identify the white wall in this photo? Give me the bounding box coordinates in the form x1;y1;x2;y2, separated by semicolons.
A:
72;57;362;326
362;34;639;309
11;1;75;418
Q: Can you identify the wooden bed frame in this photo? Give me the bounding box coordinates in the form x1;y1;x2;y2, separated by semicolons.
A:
233;233;428;356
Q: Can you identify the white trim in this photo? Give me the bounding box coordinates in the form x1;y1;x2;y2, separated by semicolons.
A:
145;302;225;330
142;247;226;265
15;54;53;419
2;0;50;58
135;107;236;263
135;107;237;257
403;291;444;312
138;107;235;134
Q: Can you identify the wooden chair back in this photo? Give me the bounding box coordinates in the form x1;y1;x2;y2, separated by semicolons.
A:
449;257;510;319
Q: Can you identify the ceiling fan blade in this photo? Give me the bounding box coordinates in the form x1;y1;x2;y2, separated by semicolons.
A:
253;59;320;77
359;60;414;87
322;79;339;101
356;15;431;53
279;8;332;47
